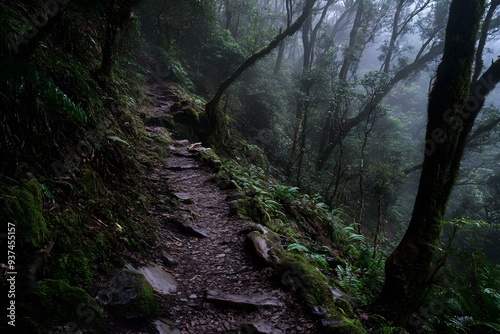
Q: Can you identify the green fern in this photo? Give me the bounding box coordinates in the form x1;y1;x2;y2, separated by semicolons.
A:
287;243;310;253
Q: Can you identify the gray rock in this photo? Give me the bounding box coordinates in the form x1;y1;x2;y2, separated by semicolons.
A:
153;319;181;334
160;250;179;267
179;221;210;238
164;214;209;238
228;200;240;216
320;319;343;328
240;321;283;334
329;287;356;302
173;139;190;147
205;290;281;310
125;263;177;294
173;192;194;204
97;270;157;320
215;178;238;190
311;305;330;317
246;231;273;264
226;189;244;201
245;225;281;265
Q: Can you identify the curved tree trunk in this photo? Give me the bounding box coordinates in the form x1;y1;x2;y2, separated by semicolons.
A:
376;0;488;326
205;0;316;139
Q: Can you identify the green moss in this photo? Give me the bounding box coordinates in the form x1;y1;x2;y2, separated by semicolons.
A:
35;279;105;332
135;274;157;319
173;106;200;125
103;271;158;320
333;295;354;317
234;197;266;223
48;213;122;289
278;253;335;309
242;144;268;168
325;318;366;334
199;148;223;171
82;167;104;197
1;177;46;249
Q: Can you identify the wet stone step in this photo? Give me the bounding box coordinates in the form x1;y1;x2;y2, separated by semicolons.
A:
205;290;281;310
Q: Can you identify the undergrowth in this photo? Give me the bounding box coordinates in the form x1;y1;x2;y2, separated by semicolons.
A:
220;158;390;318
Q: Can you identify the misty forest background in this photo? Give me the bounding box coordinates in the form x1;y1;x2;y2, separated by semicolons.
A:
0;0;499;333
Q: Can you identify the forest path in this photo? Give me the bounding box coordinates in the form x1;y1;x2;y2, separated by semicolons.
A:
108;82;318;333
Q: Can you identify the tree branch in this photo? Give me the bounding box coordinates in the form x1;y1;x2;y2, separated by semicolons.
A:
205;0;317;136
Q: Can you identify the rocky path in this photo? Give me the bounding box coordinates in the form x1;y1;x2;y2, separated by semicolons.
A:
105;84;318;333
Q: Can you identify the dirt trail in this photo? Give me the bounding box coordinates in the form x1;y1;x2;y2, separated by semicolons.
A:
107;83;318;333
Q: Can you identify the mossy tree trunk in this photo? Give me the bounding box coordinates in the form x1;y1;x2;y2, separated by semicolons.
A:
96;0;139;79
205;0;316;140
376;0;500;325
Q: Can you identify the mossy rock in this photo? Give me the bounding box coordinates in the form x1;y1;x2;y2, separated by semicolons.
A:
276;253;336;310
199;148;223;171
1;177;46;249
34;279;105;332
273;253;367;333
213;171;239;190
173;106;200;125
333;296;354;317
82;167;105;198
241;144;268;169
97;270;157;321
231;197;267;223
160;114;175;128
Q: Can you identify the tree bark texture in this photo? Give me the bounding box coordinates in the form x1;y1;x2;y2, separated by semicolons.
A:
377;0;486;326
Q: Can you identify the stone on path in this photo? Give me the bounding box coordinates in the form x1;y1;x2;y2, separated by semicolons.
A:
125;263;177;294
173;192;193;204
165;164;199;171
205;290;281;310
246;231;274;264
240;321;284;334
161;213;210;238
160;249;179;267
153;319;181;334
173;139;190;147
178;221;210;238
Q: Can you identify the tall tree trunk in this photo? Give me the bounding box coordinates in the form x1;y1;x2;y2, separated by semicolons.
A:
287;0;333;180
98;21;118;78
376;0;487;325
472;0;500;82
96;0;139;79
372;196;383;259
205;0;316;139
381;0;404;74
357;111;374;230
338;0;364;81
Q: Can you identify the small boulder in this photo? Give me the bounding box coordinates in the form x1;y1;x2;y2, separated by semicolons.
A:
160;250;179;267
97;270;157;320
173;192;193;204
240;321;283;334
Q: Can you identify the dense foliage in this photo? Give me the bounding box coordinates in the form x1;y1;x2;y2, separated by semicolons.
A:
0;0;498;333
